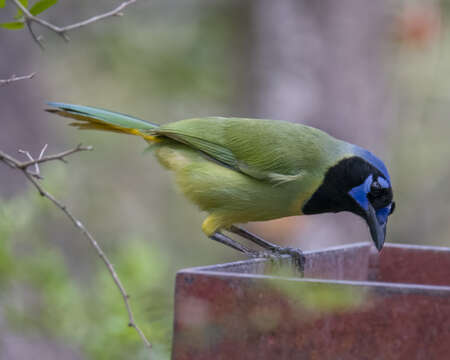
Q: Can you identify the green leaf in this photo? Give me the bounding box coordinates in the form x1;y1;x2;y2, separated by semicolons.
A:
14;0;29;20
0;0;6;9
0;22;25;30
30;0;58;16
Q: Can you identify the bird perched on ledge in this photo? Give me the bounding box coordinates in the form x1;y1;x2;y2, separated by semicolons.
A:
47;103;395;269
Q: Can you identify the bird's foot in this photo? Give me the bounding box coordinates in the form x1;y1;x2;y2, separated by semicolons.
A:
238;245;305;276
242;248;267;259
227;225;305;274
241;248;289;266
270;246;306;275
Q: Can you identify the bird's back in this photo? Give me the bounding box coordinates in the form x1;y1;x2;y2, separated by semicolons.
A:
155;117;349;181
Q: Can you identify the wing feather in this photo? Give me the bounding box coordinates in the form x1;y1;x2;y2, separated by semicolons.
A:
154;117;335;183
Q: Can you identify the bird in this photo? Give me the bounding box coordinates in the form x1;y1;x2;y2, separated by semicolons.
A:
46;102;395;270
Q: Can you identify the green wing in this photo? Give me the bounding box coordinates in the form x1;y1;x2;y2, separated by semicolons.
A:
154;117;338;183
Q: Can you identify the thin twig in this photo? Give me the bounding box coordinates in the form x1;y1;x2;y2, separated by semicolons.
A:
0;72;36;87
0;145;153;353
38;143;48;160
19;143;92;168
11;0;137;48
16;144;49;179
18;148;42;179
25;19;45;50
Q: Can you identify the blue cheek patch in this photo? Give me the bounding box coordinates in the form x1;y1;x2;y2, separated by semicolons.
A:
376;205;391;226
348;175;373;210
378;177;390;189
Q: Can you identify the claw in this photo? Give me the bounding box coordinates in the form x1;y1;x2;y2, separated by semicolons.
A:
274;246;305;275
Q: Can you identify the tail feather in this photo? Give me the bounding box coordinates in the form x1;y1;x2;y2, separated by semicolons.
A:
46;102;160;142
69;122;129;134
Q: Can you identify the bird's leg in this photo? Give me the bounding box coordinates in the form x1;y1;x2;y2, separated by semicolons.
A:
210;232;263;258
229;225;305;272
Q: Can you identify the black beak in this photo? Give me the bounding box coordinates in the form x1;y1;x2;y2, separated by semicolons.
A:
365;203;386;252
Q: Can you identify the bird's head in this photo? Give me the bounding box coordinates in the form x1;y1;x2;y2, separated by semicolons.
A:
303;146;395;251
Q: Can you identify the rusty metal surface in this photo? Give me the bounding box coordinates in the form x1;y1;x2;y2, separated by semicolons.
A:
172;243;450;360
376;243;450;286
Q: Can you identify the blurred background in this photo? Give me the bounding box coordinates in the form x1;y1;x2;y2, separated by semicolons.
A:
1;0;449;358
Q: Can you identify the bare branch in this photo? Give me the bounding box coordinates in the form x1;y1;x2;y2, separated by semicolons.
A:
18;148;42;179
25;19;45;50
0;145;153;353
19;143;93;168
0;72;36;87
11;0;137;48
59;1;137;32
38;143;49;160
0;151;19;169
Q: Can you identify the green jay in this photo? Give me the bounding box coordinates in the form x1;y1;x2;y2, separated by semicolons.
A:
46;103;395;268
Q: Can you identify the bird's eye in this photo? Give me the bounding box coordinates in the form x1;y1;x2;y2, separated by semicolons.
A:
370;180;383;194
368;178;392;209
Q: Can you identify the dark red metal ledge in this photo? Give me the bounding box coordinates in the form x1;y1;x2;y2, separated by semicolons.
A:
172;243;450;360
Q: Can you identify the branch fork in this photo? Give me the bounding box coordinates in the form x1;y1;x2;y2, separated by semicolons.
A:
11;0;137;49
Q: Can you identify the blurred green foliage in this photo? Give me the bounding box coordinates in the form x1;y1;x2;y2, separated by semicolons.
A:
0;0;60;29
0;168;173;359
